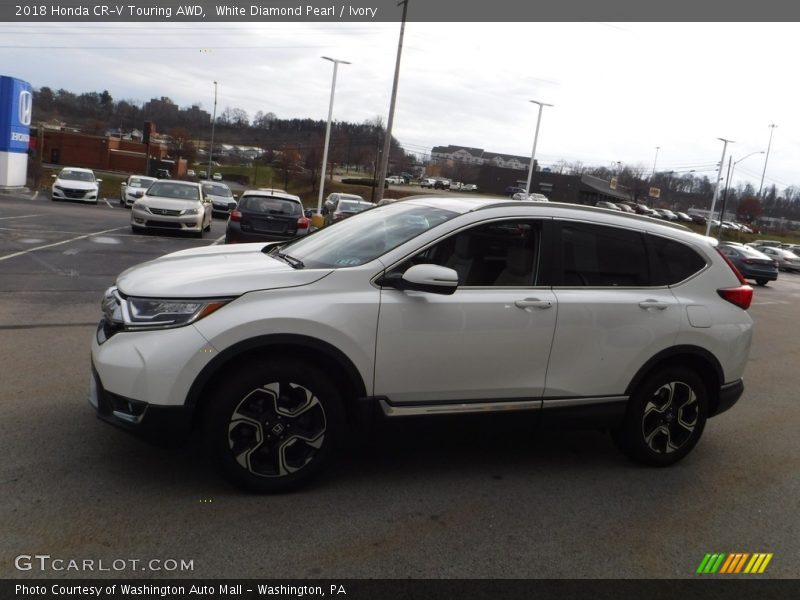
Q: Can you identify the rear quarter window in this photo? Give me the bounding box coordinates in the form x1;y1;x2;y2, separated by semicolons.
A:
647;234;707;286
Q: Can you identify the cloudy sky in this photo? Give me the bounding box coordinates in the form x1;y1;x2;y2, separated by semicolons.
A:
1;21;798;191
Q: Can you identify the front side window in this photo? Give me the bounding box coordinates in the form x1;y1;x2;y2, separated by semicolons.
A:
392;219;541;287
558;222;649;287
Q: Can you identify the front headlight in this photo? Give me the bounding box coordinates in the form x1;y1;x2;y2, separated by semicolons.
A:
182;208;199;215
126;297;230;329
101;287;232;331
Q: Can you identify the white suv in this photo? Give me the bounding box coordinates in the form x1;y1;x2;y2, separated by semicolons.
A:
90;198;754;492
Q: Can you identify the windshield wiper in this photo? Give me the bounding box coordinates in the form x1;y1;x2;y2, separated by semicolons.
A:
274;251;305;269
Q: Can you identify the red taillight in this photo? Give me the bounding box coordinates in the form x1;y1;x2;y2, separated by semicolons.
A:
296;216;309;230
230;210;242;222
715;248;752;309
717;286;753;310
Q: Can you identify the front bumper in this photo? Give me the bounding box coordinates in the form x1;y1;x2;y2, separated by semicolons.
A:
131;207;204;232
90;364;194;440
52;187;98;202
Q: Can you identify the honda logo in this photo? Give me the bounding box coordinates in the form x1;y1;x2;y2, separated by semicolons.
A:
18;90;32;126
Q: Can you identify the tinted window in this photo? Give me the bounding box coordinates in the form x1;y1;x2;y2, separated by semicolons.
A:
394;220;541;287
647;235;707;286
239;196;301;215
559;222;648;287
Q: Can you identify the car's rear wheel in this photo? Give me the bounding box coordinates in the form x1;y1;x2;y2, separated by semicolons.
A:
203;358;343;493
613;366;708;467
756;279;769;286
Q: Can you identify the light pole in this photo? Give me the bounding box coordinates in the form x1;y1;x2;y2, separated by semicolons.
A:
317;56;350;214
524;100;553;195
716;150;765;238
758;123;777;198
651;146;660;179
705;137;733;237
207;81;217;181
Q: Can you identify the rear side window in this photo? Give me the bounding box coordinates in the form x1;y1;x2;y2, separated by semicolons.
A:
558;222;649;287
647;235;707;286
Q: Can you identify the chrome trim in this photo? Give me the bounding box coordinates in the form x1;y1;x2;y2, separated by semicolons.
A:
112;407;146;425
379;398;543;417
379;395;630;417
541;396;628;409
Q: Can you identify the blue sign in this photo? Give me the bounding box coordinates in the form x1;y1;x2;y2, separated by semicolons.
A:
0;76;33;153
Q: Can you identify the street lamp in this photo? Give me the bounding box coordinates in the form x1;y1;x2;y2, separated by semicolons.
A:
524;100;553;195
207;81;218;181
651;146;660;179
705;137;733;237
717;151;765;238
317;56;351;214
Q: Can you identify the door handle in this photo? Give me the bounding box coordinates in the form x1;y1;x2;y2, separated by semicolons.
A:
638;299;670;310
515;298;553;310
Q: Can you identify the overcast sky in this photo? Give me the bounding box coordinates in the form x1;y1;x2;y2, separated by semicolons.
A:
1;21;797;191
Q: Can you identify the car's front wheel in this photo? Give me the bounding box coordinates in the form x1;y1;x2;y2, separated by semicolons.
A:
203;358;343;493
614;366;708;467
756;279;769;286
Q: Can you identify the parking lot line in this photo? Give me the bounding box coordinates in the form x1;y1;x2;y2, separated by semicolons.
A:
0;214;40;221
0;226;127;262
211;234;225;245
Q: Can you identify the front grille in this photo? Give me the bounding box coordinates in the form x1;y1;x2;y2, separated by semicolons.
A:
63;188;88;199
145;220;182;228
148;208;182;216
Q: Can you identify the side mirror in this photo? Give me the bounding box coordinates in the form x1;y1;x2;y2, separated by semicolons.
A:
380;264;459;295
121;182;127;188
51;174;57;179
96;179;103;183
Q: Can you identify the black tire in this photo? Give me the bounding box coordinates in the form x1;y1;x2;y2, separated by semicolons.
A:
756;279;768;286
203;358;344;493
613;366;708;467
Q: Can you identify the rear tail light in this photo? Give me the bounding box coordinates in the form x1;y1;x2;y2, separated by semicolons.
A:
296;216;309;230
716;247;753;309
230;209;242;222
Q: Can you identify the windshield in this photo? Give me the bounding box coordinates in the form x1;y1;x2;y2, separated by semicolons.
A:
337;200;372;213
128;177;155;189
146;182;200;201
275;202;458;268
59;169;95;182
203;183;233;197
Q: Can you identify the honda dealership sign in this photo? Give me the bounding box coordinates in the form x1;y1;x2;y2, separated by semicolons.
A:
0;75;33;188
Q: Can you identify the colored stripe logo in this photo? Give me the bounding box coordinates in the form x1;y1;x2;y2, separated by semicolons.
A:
697;553;773;574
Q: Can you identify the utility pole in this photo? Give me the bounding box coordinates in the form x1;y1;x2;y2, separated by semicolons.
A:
706;137;733;237
374;0;408;204
758;124;777;198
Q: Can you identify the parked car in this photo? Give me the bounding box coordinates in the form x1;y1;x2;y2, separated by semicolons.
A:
690;214;707;226
212;172;223;181
505;185;526;196
433;178;450;190
420;178;436;188
51;167;102;204
323;193;367;225
130;180;212;237
225;189;309;243
91;197;753;492
616;203;635;214
450;181;463;191
202;182;237;217
324;197;374;226
154;168;171;179
198;171;208;180
119;175;157;208
186;169;196;178
462;184;478;192
513;192;549;202
386;176;404;185
753;246;800;272
675;212;694;223
717;243;779;286
596;201;622;210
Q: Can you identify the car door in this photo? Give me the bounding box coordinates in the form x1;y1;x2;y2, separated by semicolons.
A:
374;218;557;406
544;221;684;401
